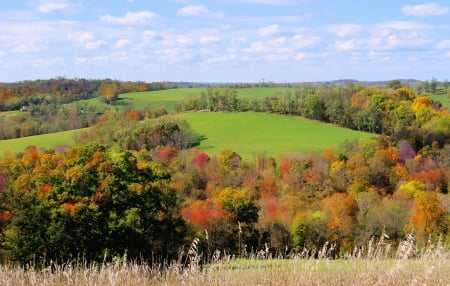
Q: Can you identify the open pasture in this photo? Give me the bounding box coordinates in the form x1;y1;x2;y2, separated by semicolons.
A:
118;87;296;112
180;112;374;161
0;129;82;155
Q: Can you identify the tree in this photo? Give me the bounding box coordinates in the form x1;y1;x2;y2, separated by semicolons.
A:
387;79;402;90
430;77;438;95
1;143;185;264
99;82;118;104
320;193;358;250
410;191;447;244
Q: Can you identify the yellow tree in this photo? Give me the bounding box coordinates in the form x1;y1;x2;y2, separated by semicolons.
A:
410;191;447;244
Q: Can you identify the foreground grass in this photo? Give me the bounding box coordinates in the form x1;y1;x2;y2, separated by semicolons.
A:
0;257;448;286
180;112;374;161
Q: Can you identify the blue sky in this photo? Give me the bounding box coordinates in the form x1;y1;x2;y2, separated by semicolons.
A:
0;0;449;82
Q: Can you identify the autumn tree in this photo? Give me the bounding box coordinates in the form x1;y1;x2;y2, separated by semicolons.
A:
1;143;186;264
320;193;359;250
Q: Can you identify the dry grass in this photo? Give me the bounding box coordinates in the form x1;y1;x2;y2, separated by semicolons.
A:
0;234;449;286
0;257;448;286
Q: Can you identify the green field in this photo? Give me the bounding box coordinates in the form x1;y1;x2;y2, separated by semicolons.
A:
0;112;373;159
0;129;83;156
118;87;295;112
180;112;374;161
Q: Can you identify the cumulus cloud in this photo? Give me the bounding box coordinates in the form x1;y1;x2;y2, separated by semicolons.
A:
100;11;158;25
177;5;208;16
37;0;73;13
436;40;450;49
177;5;224;18
258;24;279;36
331;24;362;38
200;36;219;44
402;3;449;17
334;39;356;51
67;32;105;50
115;39;132;49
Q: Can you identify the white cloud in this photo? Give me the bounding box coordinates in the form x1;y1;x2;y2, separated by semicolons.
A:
331;24;362;38
85;40;105;50
402;3;448;17
177;36;193;46
436;40;450;49
37;0;73;13
200;36;219;44
12;43;42;54
0;50;6;57
258;24;279;36
294;53;305;60
115;39;132;49
291;34;321;49
100;11;158;25
177;5;224;18
67;32;105;50
177;5;208;16
67;31;94;43
334;39;356;51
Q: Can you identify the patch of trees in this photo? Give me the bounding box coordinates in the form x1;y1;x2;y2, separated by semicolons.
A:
0;143;185;264
75;112;197;151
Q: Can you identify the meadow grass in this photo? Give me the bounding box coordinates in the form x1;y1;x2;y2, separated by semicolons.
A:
118;88;202;111
180;112;374;161
0;112;373;159
0;129;83;156
118;87;296;112
431;92;450;110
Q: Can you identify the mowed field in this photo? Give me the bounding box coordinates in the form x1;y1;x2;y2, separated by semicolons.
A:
118;87;296;112
180;112;373;161
0;87;374;158
0;129;84;155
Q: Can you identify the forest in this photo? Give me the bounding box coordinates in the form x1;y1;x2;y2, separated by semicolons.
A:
0;78;449;265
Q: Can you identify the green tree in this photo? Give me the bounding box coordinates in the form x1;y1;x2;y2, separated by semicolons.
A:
1;143;185;264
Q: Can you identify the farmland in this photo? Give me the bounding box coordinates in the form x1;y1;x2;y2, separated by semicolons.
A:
179;112;373;161
0;87;373;158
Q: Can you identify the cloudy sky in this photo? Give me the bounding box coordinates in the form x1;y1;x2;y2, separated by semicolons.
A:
0;0;449;83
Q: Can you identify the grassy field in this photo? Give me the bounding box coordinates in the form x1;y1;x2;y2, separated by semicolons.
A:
180;112;374;161
118;87;295;112
0;112;373;159
431;92;450;110
0;129;83;156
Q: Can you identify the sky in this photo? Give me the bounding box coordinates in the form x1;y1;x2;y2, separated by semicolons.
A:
0;0;449;83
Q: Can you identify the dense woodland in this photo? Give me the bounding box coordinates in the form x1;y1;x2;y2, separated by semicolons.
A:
0;78;449;265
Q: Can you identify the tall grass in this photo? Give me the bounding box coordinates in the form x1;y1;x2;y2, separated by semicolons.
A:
0;233;448;286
